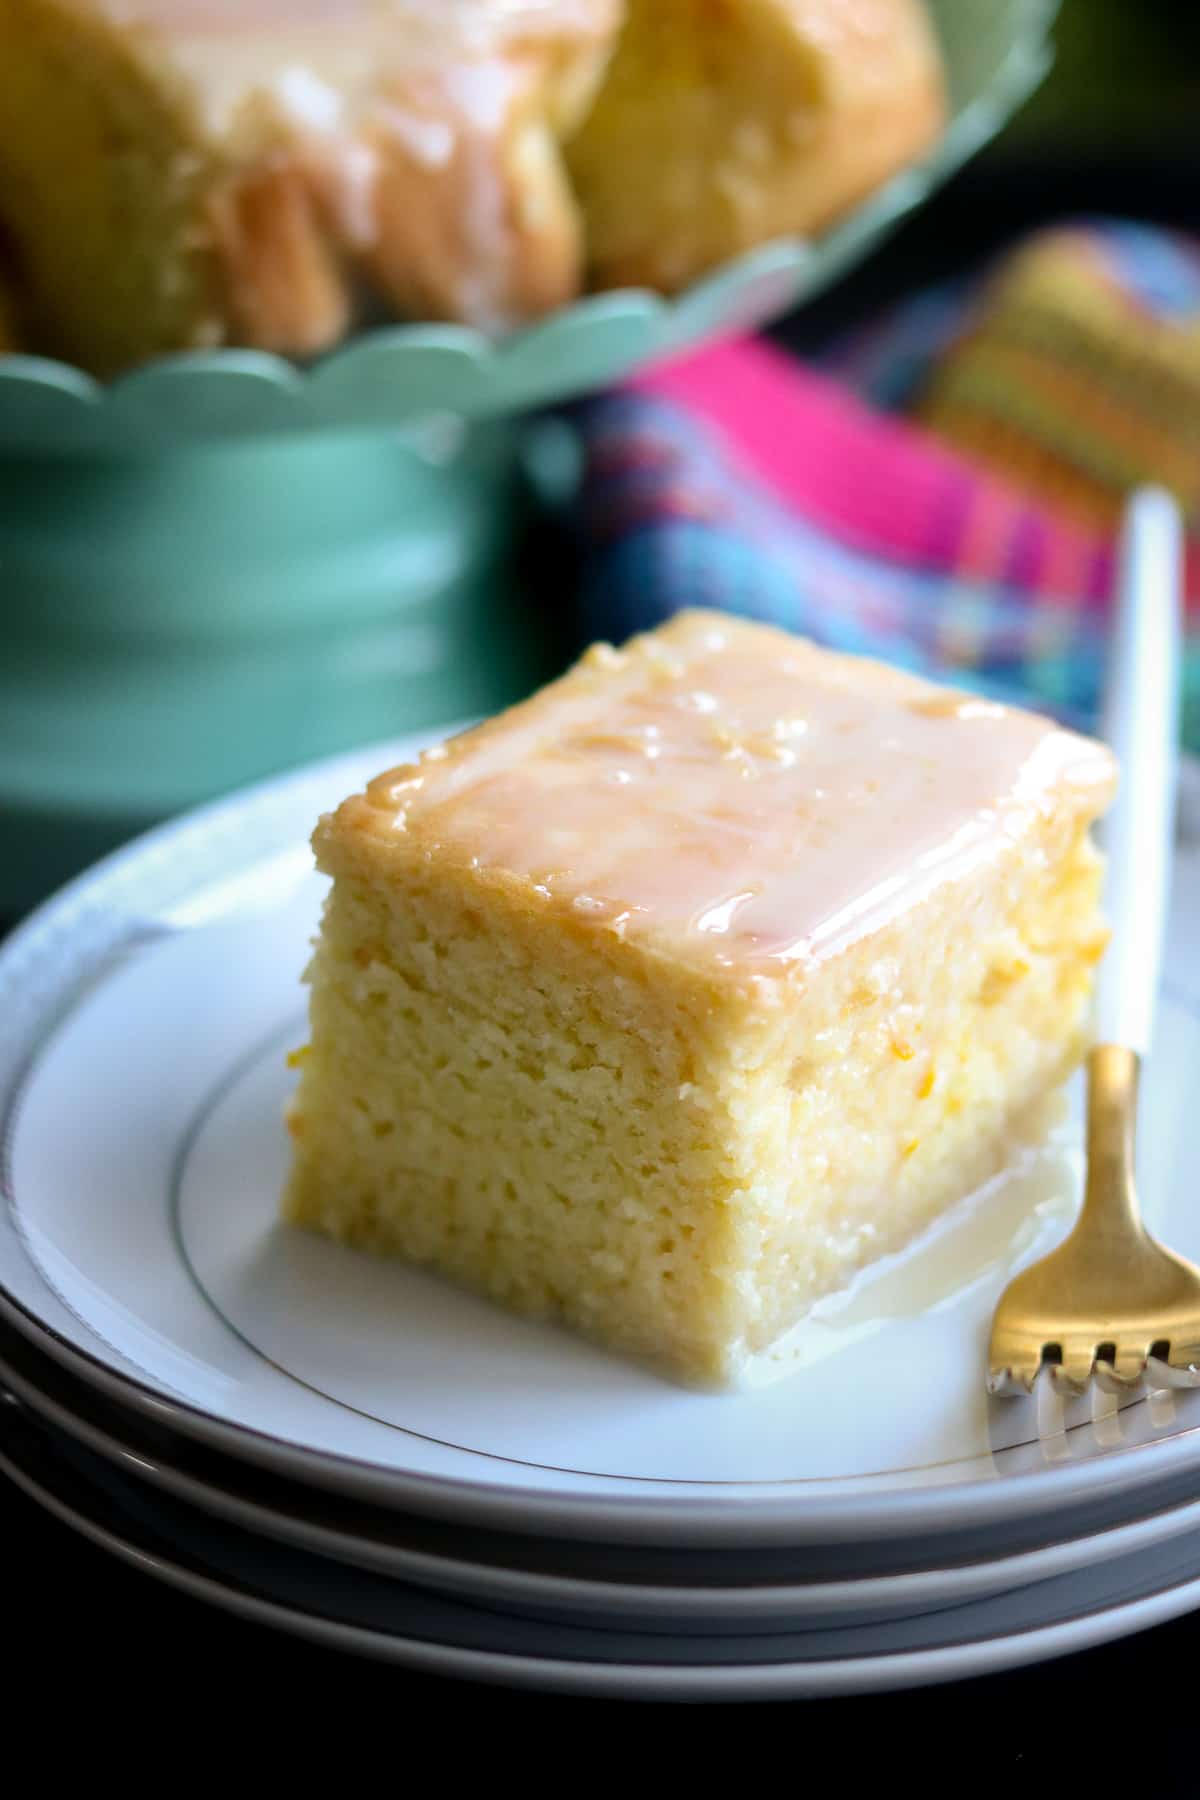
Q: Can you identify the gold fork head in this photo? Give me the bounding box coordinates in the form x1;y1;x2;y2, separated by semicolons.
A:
988;1046;1200;1397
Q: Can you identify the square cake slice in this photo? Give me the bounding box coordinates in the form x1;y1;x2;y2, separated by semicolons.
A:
284;612;1116;1384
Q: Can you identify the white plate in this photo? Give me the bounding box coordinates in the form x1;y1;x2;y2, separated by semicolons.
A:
3;734;1200;1546
8;1397;1200;1701
11;1316;1200;1634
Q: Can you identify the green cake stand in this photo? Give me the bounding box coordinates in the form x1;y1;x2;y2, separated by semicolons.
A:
0;0;1055;911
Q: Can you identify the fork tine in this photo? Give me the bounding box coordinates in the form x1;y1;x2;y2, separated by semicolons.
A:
1164;1352;1200;1386
986;1359;1038;1397
1093;1347;1149;1392
1167;1331;1200;1373
1051;1348;1096;1396
986;1329;1041;1395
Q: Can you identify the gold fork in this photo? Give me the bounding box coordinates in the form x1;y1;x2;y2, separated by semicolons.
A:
988;488;1200;1398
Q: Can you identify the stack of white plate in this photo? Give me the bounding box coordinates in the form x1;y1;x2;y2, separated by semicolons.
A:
4;735;1200;1701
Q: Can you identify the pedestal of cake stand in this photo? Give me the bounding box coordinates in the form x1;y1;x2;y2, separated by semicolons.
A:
0;421;547;912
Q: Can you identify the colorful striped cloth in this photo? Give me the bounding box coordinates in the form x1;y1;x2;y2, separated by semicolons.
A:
568;332;1200;750
824;217;1200;532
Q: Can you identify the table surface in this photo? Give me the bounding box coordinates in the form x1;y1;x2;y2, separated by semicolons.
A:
5;155;1200;1763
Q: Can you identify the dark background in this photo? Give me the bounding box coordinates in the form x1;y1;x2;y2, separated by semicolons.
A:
4;0;1200;1766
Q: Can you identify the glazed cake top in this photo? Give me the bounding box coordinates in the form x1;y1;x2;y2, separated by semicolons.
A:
89;1;616;129
96;2;598;27
93;1;610;45
336;612;1116;975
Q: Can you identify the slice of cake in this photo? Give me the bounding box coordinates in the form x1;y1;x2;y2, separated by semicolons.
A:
284;612;1116;1384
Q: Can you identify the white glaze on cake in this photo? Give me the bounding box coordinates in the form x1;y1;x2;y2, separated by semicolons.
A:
97;2;608;37
350;612;1116;974
86;0;618;325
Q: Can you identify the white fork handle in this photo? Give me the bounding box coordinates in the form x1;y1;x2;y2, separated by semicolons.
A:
1095;487;1183;1053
